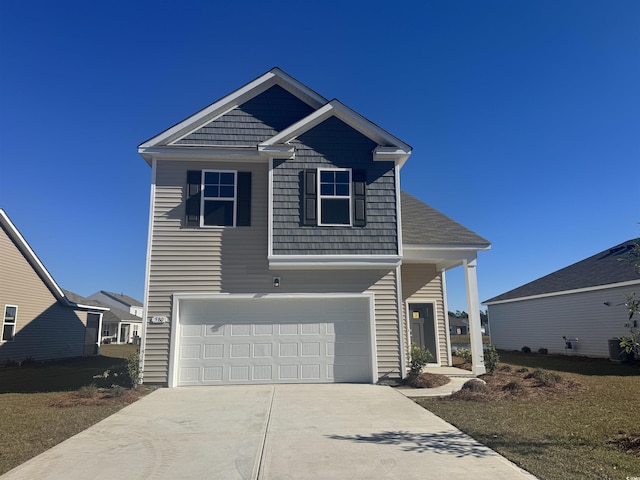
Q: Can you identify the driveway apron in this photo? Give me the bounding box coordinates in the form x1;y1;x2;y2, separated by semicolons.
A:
1;384;536;480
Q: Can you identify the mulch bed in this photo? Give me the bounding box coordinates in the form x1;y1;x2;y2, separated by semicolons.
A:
48;387;152;408
405;372;451;389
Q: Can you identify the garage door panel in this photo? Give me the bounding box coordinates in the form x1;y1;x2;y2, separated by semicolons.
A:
176;297;372;386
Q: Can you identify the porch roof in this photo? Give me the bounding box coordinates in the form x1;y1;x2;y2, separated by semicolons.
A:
400;191;490;270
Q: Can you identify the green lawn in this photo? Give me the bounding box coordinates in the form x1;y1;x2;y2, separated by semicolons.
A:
0;345;145;475
416;352;640;480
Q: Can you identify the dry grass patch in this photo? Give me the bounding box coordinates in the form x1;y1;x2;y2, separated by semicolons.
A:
0;345;149;476
416;352;640;480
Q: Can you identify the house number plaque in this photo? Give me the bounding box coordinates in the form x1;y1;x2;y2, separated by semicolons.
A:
150;316;168;324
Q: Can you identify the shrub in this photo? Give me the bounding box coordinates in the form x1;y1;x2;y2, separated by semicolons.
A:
516;367;529;374
108;385;126;398
78;383;99;398
95;351;141;389
527;368;562;387
126;352;142;388
500;364;512;372
538;348;548;355
462;378;487;392
502;380;523;393
521;346;531;353
409;343;433;378
453;348;472;363
483;344;500;374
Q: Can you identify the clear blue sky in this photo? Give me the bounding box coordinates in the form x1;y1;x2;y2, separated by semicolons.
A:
1;1;638;312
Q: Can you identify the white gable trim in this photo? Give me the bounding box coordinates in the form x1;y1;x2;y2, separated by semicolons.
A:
268;254;402;269
0;209;67;302
138;68;327;150
259;100;412;166
484;279;640;306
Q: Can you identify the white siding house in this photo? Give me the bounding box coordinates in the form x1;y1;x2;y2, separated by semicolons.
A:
485;240;640;357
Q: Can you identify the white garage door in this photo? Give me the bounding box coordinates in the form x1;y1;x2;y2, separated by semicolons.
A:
173;296;373;386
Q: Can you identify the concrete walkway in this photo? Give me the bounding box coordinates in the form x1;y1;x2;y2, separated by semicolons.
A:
1;385;536;480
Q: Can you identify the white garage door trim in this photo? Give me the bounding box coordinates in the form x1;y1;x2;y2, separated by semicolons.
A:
168;293;377;387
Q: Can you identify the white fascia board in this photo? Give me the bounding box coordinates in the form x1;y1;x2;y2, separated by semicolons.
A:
484;279;640;306
374;147;411;168
73;303;110;312
268;255;402;269
0;209;67;303
139;146;266;165
139;68;327;151
261;100;412;163
402;245;487;263
258;145;296;159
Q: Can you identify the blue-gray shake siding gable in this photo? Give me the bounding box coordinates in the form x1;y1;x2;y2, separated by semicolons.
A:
175;85;315;146
272;116;398;255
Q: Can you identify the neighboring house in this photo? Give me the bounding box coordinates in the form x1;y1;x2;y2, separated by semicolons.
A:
88;290;144;318
0;209;108;363
485;239;640;357
449;315;469;335
138;68;491;387
87;291;143;343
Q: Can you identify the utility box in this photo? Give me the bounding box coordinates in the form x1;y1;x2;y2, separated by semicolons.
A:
608;338;632;363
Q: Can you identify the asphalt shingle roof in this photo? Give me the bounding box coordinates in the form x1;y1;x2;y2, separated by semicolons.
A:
100;290;143;307
401;191;490;247
484;239;640;304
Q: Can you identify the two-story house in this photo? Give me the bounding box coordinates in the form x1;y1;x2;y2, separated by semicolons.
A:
138;68;490;387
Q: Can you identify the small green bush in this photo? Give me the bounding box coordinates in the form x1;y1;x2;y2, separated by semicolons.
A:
95;351;141;389
78;383;99;398
500;364;512;372
409;343;433;378
521;346;532;353
538;348;548;355
126;352;142;388
483;344;500;374
453;348;472;363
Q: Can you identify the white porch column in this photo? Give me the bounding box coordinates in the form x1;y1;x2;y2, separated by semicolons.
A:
464;258;486;375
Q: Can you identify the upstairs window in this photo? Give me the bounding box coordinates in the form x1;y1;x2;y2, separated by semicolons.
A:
318;169;351;226
202;170;237;227
186;170;251;228
2;305;17;342
302;168;367;227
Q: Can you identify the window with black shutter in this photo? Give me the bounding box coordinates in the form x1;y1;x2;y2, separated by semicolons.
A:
185;170;251;227
302;168;367;227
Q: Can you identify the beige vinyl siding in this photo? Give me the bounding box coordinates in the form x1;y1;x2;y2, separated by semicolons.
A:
400;263;448;365
488;284;639;357
145;159;402;384
0;224;88;362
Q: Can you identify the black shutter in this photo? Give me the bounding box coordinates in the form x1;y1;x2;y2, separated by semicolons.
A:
303;169;317;226
236;172;252;226
186;170;202;227
352;169;367;227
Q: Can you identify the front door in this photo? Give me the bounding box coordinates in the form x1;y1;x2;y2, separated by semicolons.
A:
409;303;437;363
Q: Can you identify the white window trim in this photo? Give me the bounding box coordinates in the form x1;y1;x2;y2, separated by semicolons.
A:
200;169;238;227
318;167;352;226
2;305;18;343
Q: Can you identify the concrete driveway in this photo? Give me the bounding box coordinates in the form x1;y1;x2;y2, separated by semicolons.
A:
2;385;536;480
